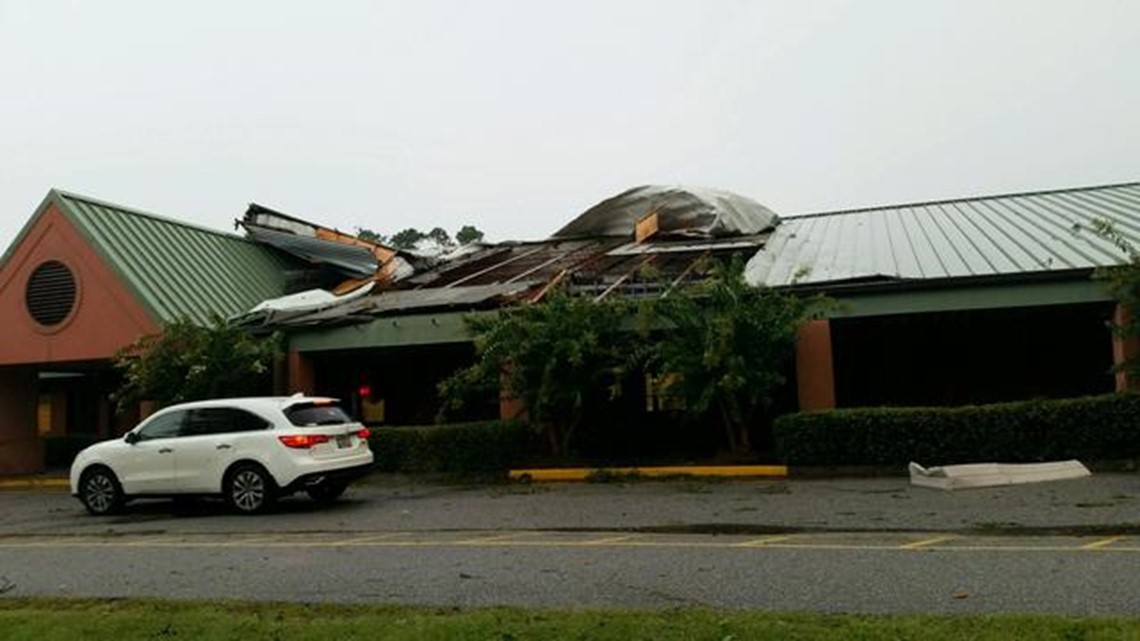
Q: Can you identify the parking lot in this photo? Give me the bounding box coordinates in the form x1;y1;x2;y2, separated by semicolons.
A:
2;475;1139;613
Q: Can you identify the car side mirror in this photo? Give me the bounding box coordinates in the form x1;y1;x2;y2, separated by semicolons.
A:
124;432;140;445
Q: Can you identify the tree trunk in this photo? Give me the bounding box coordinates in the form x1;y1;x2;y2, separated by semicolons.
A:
718;402;739;453
560;411;582;461
546;422;563;458
738;422;752;452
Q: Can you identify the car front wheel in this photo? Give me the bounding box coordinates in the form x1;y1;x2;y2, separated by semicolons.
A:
80;467;124;516
225;463;277;514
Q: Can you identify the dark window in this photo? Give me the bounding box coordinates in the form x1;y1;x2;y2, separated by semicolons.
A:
136;411;186;441
184;408;269;436
26;260;77;326
284;402;352;427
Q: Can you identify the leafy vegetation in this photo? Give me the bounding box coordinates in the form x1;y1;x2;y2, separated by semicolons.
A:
440;290;632;457
455;224;485;245
774;393;1140;466
2;599;1139;641
441;259;823;457
113;316;280;411
643;258;823;453
369;420;532;475
1088;219;1140;379
355;224;485;250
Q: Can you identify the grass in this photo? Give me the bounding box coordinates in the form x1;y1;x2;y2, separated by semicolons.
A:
1;599;1139;640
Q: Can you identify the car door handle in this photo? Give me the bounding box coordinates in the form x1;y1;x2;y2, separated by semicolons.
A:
158;448;173;454
216;444;232;450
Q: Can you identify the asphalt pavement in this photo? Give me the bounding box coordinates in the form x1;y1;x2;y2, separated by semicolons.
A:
349;472;1140;535
2;472;1138;536
3;473;1140;613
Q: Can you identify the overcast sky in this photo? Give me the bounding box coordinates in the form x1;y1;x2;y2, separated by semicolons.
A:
1;0;1137;249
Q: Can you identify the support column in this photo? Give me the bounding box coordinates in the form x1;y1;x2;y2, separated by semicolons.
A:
0;367;43;475
1112;304;1140;392
288;351;316;395
796;319;836;410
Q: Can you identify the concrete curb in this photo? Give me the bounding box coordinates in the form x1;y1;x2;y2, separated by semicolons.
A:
0;477;70;490
508;465;788;482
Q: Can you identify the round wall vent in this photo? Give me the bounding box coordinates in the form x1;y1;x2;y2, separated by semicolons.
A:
26;260;77;327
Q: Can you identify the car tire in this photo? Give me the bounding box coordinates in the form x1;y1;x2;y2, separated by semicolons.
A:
79;467;124;516
224;463;277;514
306;482;348;504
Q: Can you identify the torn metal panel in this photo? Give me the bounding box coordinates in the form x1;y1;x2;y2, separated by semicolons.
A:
909;460;1090;490
238;188;772;332
249;282;374;313
239;203;413;282
233;282;375;326
553;185;781;239
243;223;379;277
256;283;536;327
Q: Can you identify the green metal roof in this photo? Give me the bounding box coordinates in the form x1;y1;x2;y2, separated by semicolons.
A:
50;189;298;324
747;181;1140;288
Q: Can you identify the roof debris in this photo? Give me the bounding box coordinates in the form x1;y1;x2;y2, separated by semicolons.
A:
239;203;415;282
552;185;781;239
234;186;779;330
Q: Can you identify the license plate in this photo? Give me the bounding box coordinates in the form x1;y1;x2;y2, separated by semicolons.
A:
335;434;352;448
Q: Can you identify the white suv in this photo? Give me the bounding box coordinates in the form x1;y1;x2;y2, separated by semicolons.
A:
70;396;374;515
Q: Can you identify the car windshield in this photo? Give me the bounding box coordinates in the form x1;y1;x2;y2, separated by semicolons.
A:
284;402;353;427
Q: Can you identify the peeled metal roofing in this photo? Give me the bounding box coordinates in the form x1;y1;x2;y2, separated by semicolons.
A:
553;185;780;239
245;283;535;327
53;190;298;324
248;233;771;330
243;223;378;277
747;182;1140;288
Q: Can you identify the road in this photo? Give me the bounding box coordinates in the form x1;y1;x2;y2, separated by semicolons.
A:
1;477;1139;614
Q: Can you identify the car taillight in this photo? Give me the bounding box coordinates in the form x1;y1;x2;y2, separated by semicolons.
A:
279;434;331;449
356;428;371;439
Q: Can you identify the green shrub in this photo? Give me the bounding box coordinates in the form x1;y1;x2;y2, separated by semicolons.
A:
773;393;1140;466
368;420;532;475
43;434;101;468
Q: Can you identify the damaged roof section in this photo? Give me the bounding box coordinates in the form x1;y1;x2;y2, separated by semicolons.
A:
236;282;534;328
552;185;781;240
236;185;776;330
238;234;770;329
239;203;416;282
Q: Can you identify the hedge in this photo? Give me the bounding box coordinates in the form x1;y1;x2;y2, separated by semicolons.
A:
773;393;1140;466
368;420;532;475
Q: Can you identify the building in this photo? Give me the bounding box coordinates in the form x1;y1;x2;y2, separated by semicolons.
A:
1;182;1137;473
751;182;1140;409
0;190;296;473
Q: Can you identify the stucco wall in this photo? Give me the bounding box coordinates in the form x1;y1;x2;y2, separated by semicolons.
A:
0;203;157;365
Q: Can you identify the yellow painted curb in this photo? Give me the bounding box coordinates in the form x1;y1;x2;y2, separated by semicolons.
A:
0;477;70;490
508;465;788;482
